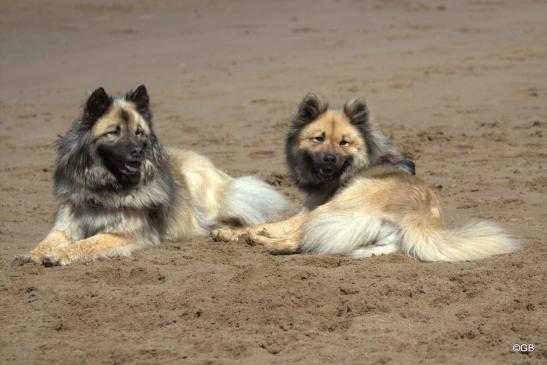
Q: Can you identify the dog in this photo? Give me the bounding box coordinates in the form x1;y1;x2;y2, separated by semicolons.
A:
212;94;519;261
14;85;289;266
285;93;405;210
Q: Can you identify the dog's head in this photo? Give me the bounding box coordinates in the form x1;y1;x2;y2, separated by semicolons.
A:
83;85;152;179
55;85;168;194
286;94;381;191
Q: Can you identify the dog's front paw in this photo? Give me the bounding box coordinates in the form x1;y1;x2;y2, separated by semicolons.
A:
244;230;274;245
210;228;239;242
245;232;269;246
12;253;42;266
41;252;71;267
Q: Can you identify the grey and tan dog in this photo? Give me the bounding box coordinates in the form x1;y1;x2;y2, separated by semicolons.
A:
15;85;289;266
212;94;519;261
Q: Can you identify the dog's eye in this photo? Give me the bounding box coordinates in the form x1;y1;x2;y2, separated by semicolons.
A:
340;140;350;147
136;129;144;136
107;127;120;136
313;136;325;143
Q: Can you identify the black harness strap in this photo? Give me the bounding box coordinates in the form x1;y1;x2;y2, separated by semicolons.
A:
393;159;416;175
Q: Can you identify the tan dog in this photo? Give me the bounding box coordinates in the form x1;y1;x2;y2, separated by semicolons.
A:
212;95;518;261
15;85;289;266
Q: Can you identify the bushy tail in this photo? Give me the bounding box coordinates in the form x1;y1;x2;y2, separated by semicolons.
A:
401;221;519;262
299;212;519;262
220;176;290;226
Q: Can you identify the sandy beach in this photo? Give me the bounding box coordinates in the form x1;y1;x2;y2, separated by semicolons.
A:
1;0;546;363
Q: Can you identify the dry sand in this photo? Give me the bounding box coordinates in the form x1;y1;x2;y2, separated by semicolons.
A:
1;0;546;364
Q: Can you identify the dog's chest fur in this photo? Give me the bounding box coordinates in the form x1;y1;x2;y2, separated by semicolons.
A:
57;203;163;245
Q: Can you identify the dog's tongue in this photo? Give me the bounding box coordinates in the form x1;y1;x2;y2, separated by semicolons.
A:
124;161;141;173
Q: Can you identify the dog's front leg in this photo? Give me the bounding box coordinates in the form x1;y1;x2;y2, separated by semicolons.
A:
42;233;136;266
244;216;308;254
246;230;303;255
211;213;309;242
13;230;72;265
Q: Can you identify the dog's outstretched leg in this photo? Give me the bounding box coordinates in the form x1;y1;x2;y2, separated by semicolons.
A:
41;233;136;266
246;231;302;255
211;213;308;242
13;230;71;265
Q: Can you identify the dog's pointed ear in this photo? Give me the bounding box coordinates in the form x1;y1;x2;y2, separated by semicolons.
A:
84;87;112;124
294;93;328;125
343;97;369;126
126;84;149;112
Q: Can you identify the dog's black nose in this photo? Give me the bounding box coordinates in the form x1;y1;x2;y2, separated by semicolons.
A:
323;153;337;164
130;147;143;158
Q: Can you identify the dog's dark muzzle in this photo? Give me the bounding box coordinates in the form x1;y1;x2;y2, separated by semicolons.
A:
121;160;142;174
315;153;347;181
101;141;146;176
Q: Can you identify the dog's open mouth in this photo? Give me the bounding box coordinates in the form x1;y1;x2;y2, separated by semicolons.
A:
318;167;336;180
121;160;142;175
